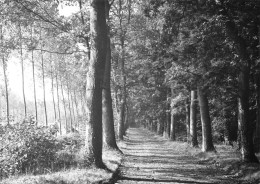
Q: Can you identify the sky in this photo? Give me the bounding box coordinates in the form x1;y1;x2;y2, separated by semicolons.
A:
4;2;80;103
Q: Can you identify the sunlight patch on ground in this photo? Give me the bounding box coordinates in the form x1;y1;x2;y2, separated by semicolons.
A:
116;128;260;184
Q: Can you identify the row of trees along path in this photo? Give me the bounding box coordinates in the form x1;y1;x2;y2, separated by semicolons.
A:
116;128;239;184
1;0;260;181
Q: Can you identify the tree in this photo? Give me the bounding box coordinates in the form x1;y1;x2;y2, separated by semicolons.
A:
102;0;121;151
84;0;107;168
190;90;198;147
198;87;215;152
217;0;259;163
30;26;38;124
19;24;27;117
1;25;10;125
40;28;48;126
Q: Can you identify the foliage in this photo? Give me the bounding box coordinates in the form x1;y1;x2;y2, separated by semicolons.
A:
0;117;58;177
0;117;86;179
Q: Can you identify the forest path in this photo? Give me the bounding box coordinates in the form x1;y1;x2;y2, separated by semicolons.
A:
115;128;239;184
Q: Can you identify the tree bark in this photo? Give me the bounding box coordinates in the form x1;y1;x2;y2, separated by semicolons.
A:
56;74;62;135
185;98;190;143
1;27;9;125
66;80;73;132
19;24;27;117
254;73;260;152
70;89;76;130
170;112;176;141
84;0;107;168
60;78;68;133
157;119;163;135
40;29;48;126
254;23;260;153
2;57;9;125
51;59;57;122
198;87;215;152
73;89;80;131
102;0;120;151
225;20;258;163
31;26;38;124
190;90;198;147
238;66;258;162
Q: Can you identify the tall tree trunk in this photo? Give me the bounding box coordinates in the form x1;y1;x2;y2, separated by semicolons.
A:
51;59;57;122
170;112;176;141
164;90;171;139
2;57;9;125
254;73;260;152
56;74;62;135
60;78;68;133
84;0;107;168
198;87;215;152
73;89;80;131
31;27;38;124
123;104;129;135
254;23;260;153
190;90;198;147
80;91;86;116
66;81;73;132
157;119;163;135
19;24;27;117
186;98;190;143
1;26;9;125
40;28;48;126
70;89;76;130
102;0;120;151
117;0;131;140
225;20;258;163
238;66;258;162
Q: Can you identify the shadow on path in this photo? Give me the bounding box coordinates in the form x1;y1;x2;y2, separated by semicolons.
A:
115;128;239;184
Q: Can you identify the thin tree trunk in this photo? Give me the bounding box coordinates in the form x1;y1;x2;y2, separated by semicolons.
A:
73;89;80;131
170;112;175;141
1;26;9;125
157;119;163;135
198;87;215;152
70;89;76;130
40;38;48;126
31;26;38;124
123;104;129;135
84;0;107;168
190;90;198;147
51;58;57;122
60;78;68;133
2;57;9;125
19;24;27;117
66;80;73;132
56;74;62;135
102;0;120;151
186;98;190;143
80;91;86;116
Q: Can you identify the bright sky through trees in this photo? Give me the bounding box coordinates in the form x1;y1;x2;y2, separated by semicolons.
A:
5;3;79;103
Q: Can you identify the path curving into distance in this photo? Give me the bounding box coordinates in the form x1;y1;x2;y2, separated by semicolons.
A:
115;128;239;184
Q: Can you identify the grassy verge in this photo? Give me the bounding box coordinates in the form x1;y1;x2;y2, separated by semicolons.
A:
0;149;123;184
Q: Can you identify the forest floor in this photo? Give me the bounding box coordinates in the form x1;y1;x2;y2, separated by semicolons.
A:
115;128;260;184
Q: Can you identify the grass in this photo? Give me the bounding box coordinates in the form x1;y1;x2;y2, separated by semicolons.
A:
0;149;123;184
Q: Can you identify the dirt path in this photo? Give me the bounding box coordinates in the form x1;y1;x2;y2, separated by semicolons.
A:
115;128;239;184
